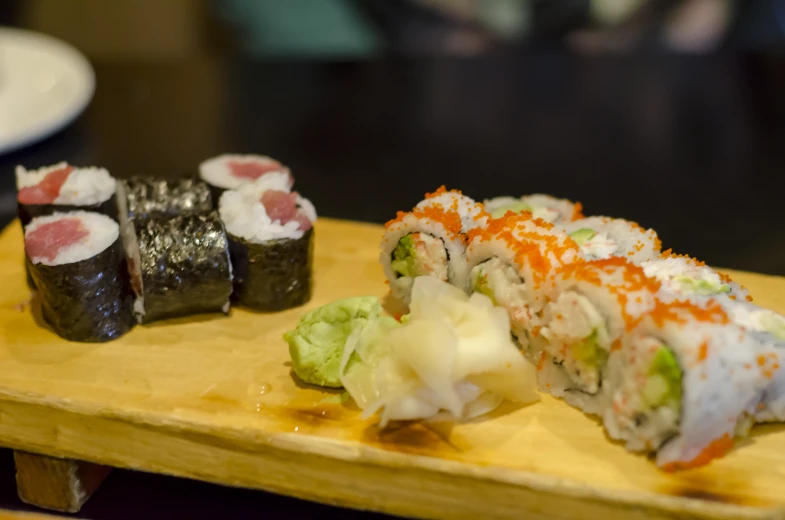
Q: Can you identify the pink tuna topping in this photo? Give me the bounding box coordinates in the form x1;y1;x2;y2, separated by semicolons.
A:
25;218;89;262
18;165;75;205
260;190;312;231
228;160;285;181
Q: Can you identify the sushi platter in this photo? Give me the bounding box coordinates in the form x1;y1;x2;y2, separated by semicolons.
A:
3;157;785;519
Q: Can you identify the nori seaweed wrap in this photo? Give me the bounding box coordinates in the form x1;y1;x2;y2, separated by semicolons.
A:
117;177;213;224
25;212;135;342
227;228;314;311
122;212;233;324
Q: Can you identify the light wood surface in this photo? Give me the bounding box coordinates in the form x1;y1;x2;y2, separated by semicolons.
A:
0;218;784;520
14;451;110;513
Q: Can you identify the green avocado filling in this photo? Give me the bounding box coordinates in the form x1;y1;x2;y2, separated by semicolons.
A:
642;346;683;411
675;275;730;296
761;311;785;341
472;268;498;305
490;201;533;219
568;228;597;246
570;329;607;367
284;296;382;388
391;235;416;278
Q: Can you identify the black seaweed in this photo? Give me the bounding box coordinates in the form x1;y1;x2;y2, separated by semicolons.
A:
228;228;314;311
120;177;213;221
27;238;135;343
130;212;233;323
205;183;226;210
18;195;118;228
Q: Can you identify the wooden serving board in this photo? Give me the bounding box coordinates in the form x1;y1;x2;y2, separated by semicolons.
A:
0;218;784;520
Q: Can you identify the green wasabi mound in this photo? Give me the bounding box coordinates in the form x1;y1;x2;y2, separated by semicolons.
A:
284;296;383;388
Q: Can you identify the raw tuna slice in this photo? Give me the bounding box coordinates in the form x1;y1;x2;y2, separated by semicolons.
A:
25;218;88;261
17;165;74;204
260;190;312;231
229;160;283;180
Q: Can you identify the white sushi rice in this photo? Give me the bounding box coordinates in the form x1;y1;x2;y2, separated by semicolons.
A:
483;194;579;223
219;176;316;243
199;154;291;190
25;211;119;266
642;256;749;301
563;216;661;264
16;163;116;205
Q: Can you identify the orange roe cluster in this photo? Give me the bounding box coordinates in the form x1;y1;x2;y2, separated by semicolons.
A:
384;186;488;243
555;257;661;330
661;434;734;472
649;298;730;329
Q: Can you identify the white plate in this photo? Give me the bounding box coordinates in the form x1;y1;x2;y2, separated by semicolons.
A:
0;27;95;155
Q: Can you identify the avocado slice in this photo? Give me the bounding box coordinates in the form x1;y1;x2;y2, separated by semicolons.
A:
674;275;730;296
761;311;785;341
472;268;498;305
642;345;683;410
570;329;607;367
490;201;533;219
391;235;416;278
568;228;597;246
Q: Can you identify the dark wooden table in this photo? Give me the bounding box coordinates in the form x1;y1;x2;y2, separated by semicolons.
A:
1;53;785;518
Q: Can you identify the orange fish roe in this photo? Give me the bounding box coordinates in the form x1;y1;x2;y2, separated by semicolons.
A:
536;351;548;371
717;272;734;284
661;434;734;472
649;298;729;329
697;342;708;362
659;250;707;267
757;352;781;379
424;185;455;199
571;202;585;221
554;257;661;330
384;203;465;242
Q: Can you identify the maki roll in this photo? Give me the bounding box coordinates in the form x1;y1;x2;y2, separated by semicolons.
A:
602;298;773;470
719;300;785;423
25;211;135;342
483;194;583;223
116;177;213;226
199;154;293;206
537;258;661;413
220;179;317;311
16;162;118;227
563;216;661;264
381;187;489;305
122;212;233;324
464;212;581;350
642;252;750;301
16;162;117;290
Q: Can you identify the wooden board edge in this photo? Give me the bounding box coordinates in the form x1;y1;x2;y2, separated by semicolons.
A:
0;395;779;520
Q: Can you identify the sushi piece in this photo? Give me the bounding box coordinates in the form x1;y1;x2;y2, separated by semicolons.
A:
220;179;317;311
464;212;581;351
602;298;772;470
16;162;118;227
563;216;661;264
381;186;489;305
116;177;213;227
199;154;293;206
642;252;750;301
537;258;661;413
720;300;785;423
122;212;233;324
483;194;583;223
25;211;135;342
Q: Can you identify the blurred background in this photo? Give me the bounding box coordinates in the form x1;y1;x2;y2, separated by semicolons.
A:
4;0;785;58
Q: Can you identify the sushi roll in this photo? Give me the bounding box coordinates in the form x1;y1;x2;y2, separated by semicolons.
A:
720;300;785;423
25;211;135;342
116;177;213;227
381;186;489;305
464;212;581;351
602;298;772;470
563;216;661;264
199;154;293;206
641;252;750;301
483;194;583;223
122;212;233;324
220;179;317;311
537;258;661;414
16;162;118;227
